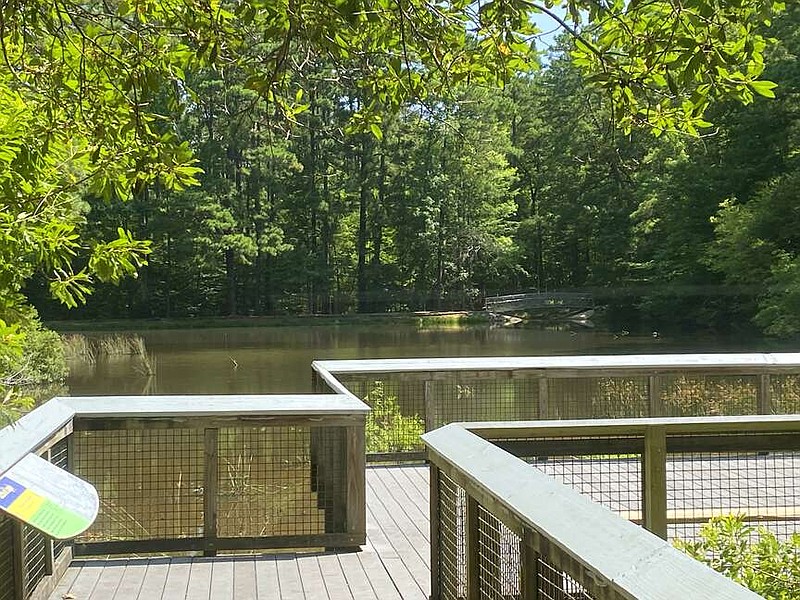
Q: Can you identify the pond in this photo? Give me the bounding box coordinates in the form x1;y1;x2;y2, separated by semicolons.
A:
64;322;780;396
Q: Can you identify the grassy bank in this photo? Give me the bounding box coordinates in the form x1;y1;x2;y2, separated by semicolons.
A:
46;311;493;332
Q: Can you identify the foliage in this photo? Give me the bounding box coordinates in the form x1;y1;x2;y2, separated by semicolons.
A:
676;515;800;598
364;382;424;453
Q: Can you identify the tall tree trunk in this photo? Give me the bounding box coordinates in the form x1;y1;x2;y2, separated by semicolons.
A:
356;136;372;313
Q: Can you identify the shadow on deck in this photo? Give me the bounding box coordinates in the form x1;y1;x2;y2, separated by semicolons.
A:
48;466;430;600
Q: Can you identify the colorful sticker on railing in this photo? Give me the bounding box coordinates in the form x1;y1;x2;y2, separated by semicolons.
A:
0;453;98;539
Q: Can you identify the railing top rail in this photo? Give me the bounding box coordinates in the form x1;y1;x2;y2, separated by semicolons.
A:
64;394;370;418
460;414;800;439
0;393;368;477
313;352;800;375
423;423;762;599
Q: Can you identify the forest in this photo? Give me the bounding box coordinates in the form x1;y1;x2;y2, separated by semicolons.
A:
12;4;795;339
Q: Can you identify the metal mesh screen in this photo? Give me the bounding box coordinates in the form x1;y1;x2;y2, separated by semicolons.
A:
536;558;595;600
72;428;204;542
431;378;540;428
548;377;649;419
771;375;800;413
218;426;328;538
476;504;520;599
21;525;45;596
0;515;15;600
533;453;643;522
438;470;466;600
660;375;758;416
667;448;800;542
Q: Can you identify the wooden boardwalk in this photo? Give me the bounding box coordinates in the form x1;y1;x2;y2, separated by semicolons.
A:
48;465;431;600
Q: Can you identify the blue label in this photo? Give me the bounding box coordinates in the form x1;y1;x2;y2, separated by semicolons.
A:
0;476;24;509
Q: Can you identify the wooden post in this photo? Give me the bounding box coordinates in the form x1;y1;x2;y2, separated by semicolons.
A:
538;378;549;420
648;375;663;417
758;374;772;415
642;426;668;540
520;530;539;600
466;495;480;600
424;380;436;432
429;464;441;600
203;427;219;557
345;424;366;547
12;520;25;600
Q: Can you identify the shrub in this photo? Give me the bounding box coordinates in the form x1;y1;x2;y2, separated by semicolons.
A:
364;381;424;453
676;515;800;598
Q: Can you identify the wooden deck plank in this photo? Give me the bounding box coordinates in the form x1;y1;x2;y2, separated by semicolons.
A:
233;556;257;599
355;552;403;600
138;558;171;600
363;502;428;598
184;558;213;600
209;557;234;600
160;557;192;600
274;554;304;599
317;554;354;600
62;559;105;600
88;558;127;599
295;553;326;599
370;467;429;542
48;563;82;599
112;559;147;600
367;471;430;567
336;552;379;600
392;465;429;502
254;555;280;600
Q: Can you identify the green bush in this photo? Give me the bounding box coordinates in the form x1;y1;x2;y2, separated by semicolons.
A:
364;381;424;453
676;515;800;598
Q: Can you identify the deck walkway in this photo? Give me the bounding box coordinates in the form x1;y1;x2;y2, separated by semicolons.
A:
48;465;431;600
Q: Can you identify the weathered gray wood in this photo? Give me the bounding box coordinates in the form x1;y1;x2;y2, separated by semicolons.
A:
110;558;147;600
465;496;479;600
254;555;280;600
159;557;191;600
209;556;234;600
63;395;370;418
345;424;367;545
62;559;105;600
428;464;441;600
423;424;762;600
89;558;127;599
275;554;305;599
138;558;170;599
520;531;539;600
642;427;668;540
0;399;74;474
12;521;24;600
233;557;257;600
184;557;213;600
336;552;378;600
758;374;772;414
424;381;436;432
648;375;663;417
317;555;353;600
538;378;549;420
204;428;219;557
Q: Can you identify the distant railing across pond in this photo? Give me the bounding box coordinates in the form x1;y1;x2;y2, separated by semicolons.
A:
0;394;368;600
423;420;778;600
313;353;800;460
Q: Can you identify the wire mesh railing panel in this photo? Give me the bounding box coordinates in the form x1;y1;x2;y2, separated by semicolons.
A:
0;515;15;600
536;558;595;600
771;375;800;413
438;470;466;600
49;436;70;560
476;504;521;599
667;448;800;542
433;378;540;428
660;375;758;416
72;429;204;542
534;454;643;519
21;525;45;596
340;378;426;454
548;377;649;419
217;426;326;538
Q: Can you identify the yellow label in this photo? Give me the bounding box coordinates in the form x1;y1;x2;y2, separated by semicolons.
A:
8;489;45;521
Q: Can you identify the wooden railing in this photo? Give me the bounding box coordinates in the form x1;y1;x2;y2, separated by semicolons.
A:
423;419;781;599
313;353;800;460
0;394;369;600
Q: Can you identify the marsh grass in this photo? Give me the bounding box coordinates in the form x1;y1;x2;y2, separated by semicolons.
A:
62;333;156;376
